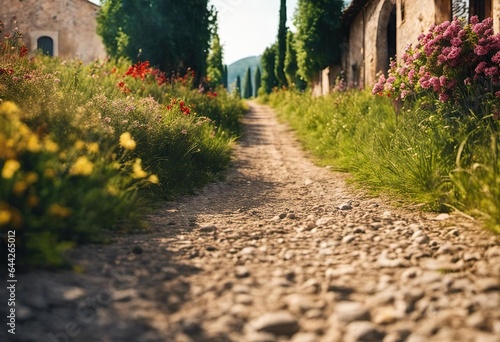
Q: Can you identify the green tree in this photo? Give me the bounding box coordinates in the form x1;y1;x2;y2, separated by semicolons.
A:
97;0;213;85
235;75;241;97
260;44;279;94
222;65;229;89
284;31;307;90
294;0;343;81
254;67;262;97
275;0;288;88
206;21;224;88
243;67;253;99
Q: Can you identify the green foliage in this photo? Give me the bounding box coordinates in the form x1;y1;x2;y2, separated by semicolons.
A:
269;87;500;234
243;67;253;99
275;0;288;88
254;67;262;97
261;44;279;94
223;65;229;89
0;28;245;268
235;75;241;98
97;0;214;84
206;22;225;88
284;31;307;90
294;0;343;81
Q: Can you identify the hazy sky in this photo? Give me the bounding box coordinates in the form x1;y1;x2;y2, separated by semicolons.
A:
210;0;299;64
89;0;298;65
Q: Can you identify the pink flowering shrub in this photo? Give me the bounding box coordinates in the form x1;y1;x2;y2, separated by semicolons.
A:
373;16;500;119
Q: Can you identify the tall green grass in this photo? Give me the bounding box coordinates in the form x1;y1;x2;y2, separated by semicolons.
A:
0;31;245;268
267;89;499;234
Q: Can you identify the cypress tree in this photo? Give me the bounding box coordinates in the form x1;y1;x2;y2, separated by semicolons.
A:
254;67;262;97
243;67;253;99
275;0;288;88
222;65;228;89
235;75;241;98
261;44;278;94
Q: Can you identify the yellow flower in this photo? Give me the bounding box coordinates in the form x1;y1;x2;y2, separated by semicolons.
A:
132;158;147;179
0;101;20;116
13;181;28;196
25;172;39;184
148;174;159;184
43;137;59;153
87;142;99;154
74;140;86;151
0;209;11;226
0;136;16;159
119;132;136;150
27;195;40;208
2;159;21;179
27;134;42;152
69;156;94;176
59;151;67;160
44;168;56;179
48;204;72;218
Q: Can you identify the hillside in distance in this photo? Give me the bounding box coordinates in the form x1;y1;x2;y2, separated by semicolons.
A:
227;56;262;95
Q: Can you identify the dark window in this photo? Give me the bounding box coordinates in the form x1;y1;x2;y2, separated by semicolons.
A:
401;0;406;21
470;0;491;21
387;6;397;66
37;36;53;56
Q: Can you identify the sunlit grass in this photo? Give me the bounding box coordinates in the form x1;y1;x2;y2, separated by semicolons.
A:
268;89;499;233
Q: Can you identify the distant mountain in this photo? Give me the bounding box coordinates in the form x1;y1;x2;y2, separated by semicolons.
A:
227;56;262;95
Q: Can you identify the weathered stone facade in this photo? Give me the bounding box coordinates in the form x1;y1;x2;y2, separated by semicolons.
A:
324;0;500;92
0;0;106;62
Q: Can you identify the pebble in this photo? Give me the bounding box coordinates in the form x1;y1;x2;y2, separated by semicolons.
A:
432;213;450;221
235;266;250;278
338;203;353;210
344;321;385;342
199;225;217;233
372;306;399;324
342;235;356;244
331;301;370;323
246;331;277;342
475;278;500;292
463;251;481;261
316;217;336;226
241;246;257;255
286;294;318;314
291;332;318;342
249;311;300;336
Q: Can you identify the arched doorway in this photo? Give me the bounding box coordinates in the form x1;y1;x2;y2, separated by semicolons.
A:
376;0;397;74
37;36;54;56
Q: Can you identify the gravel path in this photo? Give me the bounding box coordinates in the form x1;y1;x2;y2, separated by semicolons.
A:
2;102;499;342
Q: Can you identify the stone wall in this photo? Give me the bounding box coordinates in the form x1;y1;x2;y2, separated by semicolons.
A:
0;0;106;62
396;0;445;60
343;0;396;87
494;0;500;34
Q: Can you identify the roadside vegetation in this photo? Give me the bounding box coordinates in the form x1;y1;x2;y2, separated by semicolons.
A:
264;17;500;234
0;27;245;268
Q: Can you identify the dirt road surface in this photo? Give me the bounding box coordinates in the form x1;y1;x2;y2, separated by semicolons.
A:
2;102;499;342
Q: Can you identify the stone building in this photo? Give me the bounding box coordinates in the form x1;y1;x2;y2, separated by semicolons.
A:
313;0;500;95
0;0;106;62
